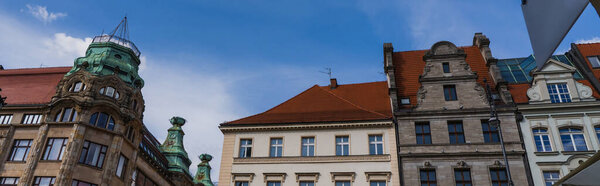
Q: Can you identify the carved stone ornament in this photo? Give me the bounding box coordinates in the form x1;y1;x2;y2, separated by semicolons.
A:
474;84;488;104
417;86;427;103
423;63;433;76
576;82;593;99
493;160;502;166
456;161;467;167
527;83;542;101
424;161;432;167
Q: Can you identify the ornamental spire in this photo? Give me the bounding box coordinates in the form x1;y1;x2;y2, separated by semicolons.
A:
193;154;214;186
160;116;192;175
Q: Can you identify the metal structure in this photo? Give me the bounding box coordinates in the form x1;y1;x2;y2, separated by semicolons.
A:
485;79;514;186
92;17;141;57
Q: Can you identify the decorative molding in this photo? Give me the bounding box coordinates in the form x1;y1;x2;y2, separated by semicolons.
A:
576;81;594;100
456;160;468;168
364;172;391;182
233;154;391;164
263;173;286;183
417;86;427;104
330;172;355;182
295;172;320;183
220;121;393;133
527;83;542;102
231;173;255;183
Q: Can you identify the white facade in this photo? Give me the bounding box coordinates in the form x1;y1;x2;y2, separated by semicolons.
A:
518;60;600;186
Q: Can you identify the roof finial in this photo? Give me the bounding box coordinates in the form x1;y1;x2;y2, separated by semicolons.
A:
108;16;130;42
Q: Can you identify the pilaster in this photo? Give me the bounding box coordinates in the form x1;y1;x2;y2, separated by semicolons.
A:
19;123;49;186
55;124;87;185
101;136;124;186
0;126;16;172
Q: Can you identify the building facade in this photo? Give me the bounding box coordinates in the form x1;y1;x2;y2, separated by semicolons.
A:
0;19;213;186
383;34;531;186
218;81;400;186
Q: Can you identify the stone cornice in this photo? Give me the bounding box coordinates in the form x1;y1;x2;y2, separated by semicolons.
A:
517;101;600;111
399;151;525;158
233;154;391;164
220;121;393;133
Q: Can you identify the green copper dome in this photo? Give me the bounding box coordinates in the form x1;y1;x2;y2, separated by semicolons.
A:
160;116;192;175
66;39;144;88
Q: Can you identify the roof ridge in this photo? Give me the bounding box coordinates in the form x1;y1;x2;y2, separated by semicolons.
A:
319;81;386;87
317;86;389;118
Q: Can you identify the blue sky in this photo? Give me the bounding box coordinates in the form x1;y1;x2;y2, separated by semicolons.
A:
0;0;598;181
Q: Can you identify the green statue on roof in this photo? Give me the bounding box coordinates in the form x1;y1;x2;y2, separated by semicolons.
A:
193;153;214;186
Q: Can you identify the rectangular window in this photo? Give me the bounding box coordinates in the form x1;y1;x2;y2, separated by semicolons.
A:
335;181;351;186
299;181;314;186
595;126;600;142
267;181;281;186
42;138;68;160
135;170;157;186
448;121;465;144
482;120;500;143
33;177;55;186
444;85;457;101
369;135;384;155
420;169;437;186
239;139;252;158
490;168;508;186
22;114;42;124
336;136;350;156
235;182;249;186
415;122;432;144
116;154;128;179
78;141;108;168
0;177;19;185
543;171;560;186
55;107;77;122
442;62;450;73
301;137;315;157
269;138;283;157
533;128;552;152
8;139;32;161
126;126;136;142
560;128;588;151
454;169;472;186
370;181;386;186
588;56;600;68
0;114;13;124
71;180;98;186
547;83;571;103
400;98;410;105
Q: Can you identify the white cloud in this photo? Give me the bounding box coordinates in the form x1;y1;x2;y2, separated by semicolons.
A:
24;4;67;24
577;37;600;44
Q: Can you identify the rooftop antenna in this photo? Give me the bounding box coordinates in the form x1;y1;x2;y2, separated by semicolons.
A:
108;16;130;42
319;67;332;79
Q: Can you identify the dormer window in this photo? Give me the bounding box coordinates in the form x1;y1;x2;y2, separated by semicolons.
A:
99;87;120;99
89;112;115;131
587;56;600;68
442;62;450;73
547;83;571;103
69;81;86;92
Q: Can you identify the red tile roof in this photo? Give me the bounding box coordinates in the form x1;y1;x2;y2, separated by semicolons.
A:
225;81;392;125
392;46;492;106
0;67;70;105
576;43;600;79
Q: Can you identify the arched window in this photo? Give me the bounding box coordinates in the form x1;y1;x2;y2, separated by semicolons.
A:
99;87;120;99
89;112;115;131
69;81;86;92
559;127;587;151
532;128;552;152
55;107;77;122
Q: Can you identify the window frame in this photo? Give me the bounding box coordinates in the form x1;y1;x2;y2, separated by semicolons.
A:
22;114;42;124
587;56;600;68
335;181;351;186
442;62;451;73
0;177;19;185
42;138;68;161
55;107;78;122
235;181;249;186
489;168;509;186
482;120;500;143
419;169;437;186
239;139;253;158
269;138;283;157
266;181;282;186
369;181;386;186
335;136;350;156
116;154;129;179
547;83;571;103
299;181;315;186
71;179;98;186
532;128;553;152
301;137;315;157
99;86;120;99
415;122;432;144
559;127;588;151
69;81;86;92
7;139;32;162
78;140;108;169
368;134;384;155
443;85;458;101
33;177;55;186
454;168;472;186
543;171;560;186
448;121;466;144
0;114;13;124
88;112;116;131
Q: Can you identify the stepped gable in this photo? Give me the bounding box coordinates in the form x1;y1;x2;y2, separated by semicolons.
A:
225;81;392;125
0;66;71;105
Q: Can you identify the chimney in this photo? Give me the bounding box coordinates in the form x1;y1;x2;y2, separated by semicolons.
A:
0;65;4;70
330;78;338;89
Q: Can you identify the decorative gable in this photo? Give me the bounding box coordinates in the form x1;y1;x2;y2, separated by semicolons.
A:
527;59;594;103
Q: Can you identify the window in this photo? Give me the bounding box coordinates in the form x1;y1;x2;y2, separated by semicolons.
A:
71;180;97;186
0;177;19;185
547;83;571;103
400;98;410;105
135;170;157;186
99;87;120;99
8;139;32;161
33;177;55;186
0;114;13;124
370;181;386;186
55;107;77;122
116;154;128;179
595;126;600;142
300;181;314;186
490;168;508;186
543;171;560;186
88;112;115;131
126;126;136;142
335;181;351;186
448;121;465;144
454;169;472;186
69;81;86;92
336;136;349;156
415;122;432;144
442;62;450;73
560;127;588;151
267;181;281;186
42;138;67;160
235;182;249;186
239;139;252;158
533;128;552;152
482;120;500;143
269;138;283;157
588;56;600;68
369;135;384;155
420;169;437;186
301;137;315;157
22;114;42;124
444;85;457;101
78;141;108;168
